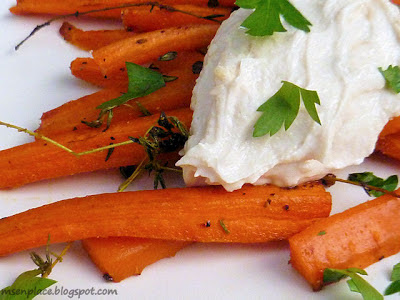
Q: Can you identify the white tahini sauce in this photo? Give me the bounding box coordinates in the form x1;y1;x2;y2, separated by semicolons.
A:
177;0;400;191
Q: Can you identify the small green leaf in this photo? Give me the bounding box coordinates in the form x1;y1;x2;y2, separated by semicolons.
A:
97;62;166;111
235;0;312;37
391;263;400;281
253;81;321;137
317;230;326;236
323;268;383;300
348;172;398;197
385;281;400;296
0;270;56;300
379;65;400;93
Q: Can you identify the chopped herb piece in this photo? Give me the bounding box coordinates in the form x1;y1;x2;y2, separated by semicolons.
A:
135;101;152;116
158;51;178;61
384;263;400;296
317;231;326;236
162;75;178;82
119;165;137;179
105;144;114;162
379;65;400;93
323;268;383;300
235;0;312;36
253;81;321;137
192;61;203;74
219;220;230;234
348;172;398;197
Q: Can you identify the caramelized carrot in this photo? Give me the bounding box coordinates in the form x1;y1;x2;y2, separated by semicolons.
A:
0;183;331;256
92;24;218;76
376;132;400;162
60;22;136;51
0;108;191;189
10;0;236;18
289;192;400;291
40;51;203;136
122;5;231;32
70;57;128;90
379;116;400;138
82;237;191;282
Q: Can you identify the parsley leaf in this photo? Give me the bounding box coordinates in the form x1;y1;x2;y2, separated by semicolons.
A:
0;270;56;300
323;268;383;300
385;263;400;296
235;0;312;36
97;62;166;111
348;172;398;197
253;81;321;137
379;65;400;93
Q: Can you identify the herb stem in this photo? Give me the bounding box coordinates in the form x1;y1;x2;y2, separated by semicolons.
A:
76;140;134;156
322;174;400;198
43;242;72;278
118;158;147;192
0;121;77;156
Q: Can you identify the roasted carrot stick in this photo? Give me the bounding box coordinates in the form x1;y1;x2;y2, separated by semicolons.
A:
59;22;136;51
0;182;331;256
376;132;400;162
122;5;231;32
92;24;218;76
0;108;191;189
289;192;400;291
379;116;400;138
40;51;202;136
10;0;236;18
70;58;128;90
82;237;191;282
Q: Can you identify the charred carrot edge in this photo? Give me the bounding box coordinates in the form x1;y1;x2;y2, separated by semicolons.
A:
59;22;136;51
0;108;191;189
92;24;218;76
10;0;236;18
0;182;331;256
40;51;203;136
376;132;400;162
82;237;191;282
289;192;400;291
122;5;231;32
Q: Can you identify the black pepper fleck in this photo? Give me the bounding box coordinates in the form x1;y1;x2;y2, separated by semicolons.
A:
103;273;114;282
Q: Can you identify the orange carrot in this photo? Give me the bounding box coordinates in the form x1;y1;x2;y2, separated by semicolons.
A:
122;5;231;32
0;108;191;189
379;116;400;138
376;132;400;162
289;192;400;291
82;237;191;282
10;0;236;18
59;22;136;51
41;51;202;136
0;182;331;256
70;57;128;90
92;24;218;76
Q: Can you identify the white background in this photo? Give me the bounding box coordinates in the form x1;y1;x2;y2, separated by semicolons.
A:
1;0;400;299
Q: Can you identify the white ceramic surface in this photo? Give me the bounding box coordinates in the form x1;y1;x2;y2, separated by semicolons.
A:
1;1;400;299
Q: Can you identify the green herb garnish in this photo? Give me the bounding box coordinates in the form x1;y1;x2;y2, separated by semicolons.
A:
0;239;70;300
235;0;312;36
348;172;398;197
379;65;400;94
83;62;166;130
323;268;383;300
253;81;321;137
219;220;230;234
385;263;400;296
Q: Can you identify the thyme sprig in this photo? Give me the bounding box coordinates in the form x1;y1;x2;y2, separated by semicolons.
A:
321;173;400;198
15;2;225;50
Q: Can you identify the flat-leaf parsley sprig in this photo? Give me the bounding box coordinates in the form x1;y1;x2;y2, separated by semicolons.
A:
379;65;400;94
253;81;321;137
235;0;312;36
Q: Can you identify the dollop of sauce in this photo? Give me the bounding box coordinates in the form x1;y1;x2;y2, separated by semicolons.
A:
177;0;400;191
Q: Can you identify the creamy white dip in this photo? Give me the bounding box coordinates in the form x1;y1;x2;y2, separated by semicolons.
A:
177;0;400;191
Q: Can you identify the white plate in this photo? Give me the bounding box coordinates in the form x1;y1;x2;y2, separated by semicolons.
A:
1;1;400;299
